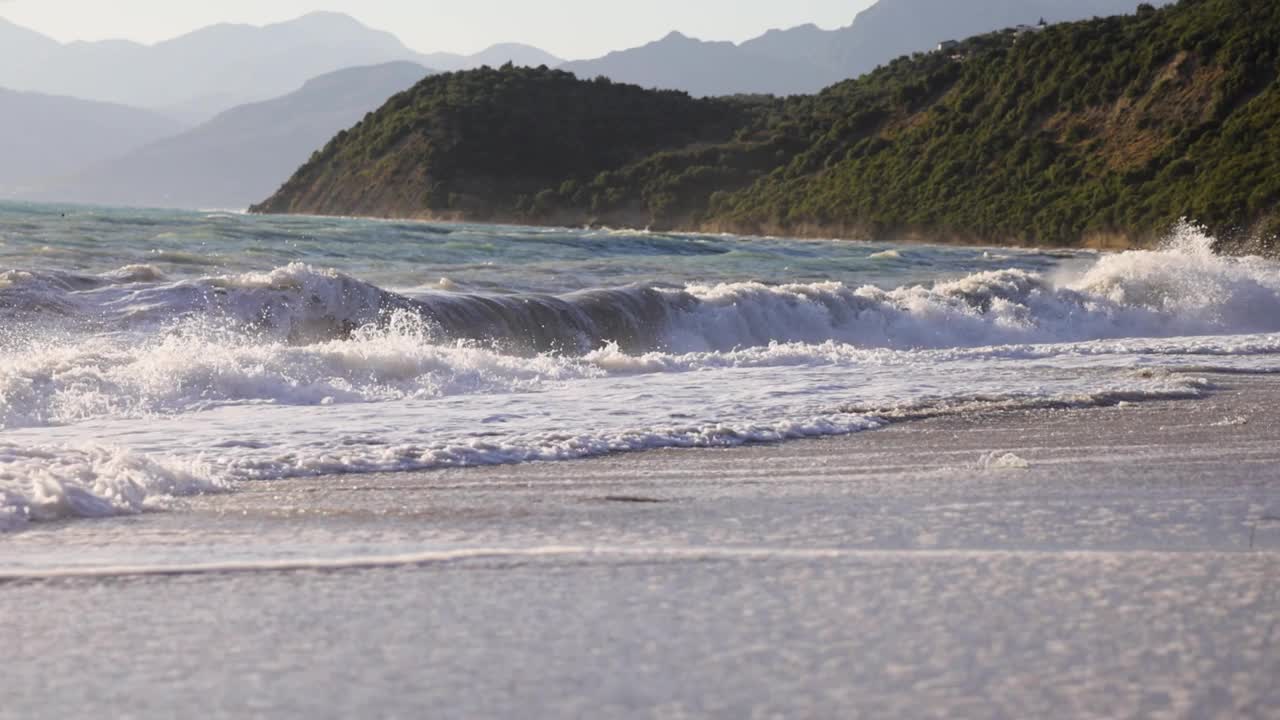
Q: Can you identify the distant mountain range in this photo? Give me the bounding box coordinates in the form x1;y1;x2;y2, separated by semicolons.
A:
422;43;563;73
0;12;559;123
563;0;1174;96
0;1;1172;120
560;32;826;97
22;63;431;210
0;88;183;195
0;11;554;208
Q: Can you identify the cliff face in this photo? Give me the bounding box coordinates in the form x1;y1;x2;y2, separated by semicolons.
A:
256;0;1280;250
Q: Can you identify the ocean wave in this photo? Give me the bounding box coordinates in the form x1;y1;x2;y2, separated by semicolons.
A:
0;312;602;430
3;312;1258;431
8;222;1279;352
661;226;1279;351
2;223;1280;429
0;441;223;530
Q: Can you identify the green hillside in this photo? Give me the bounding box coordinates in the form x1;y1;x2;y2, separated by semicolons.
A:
251;65;758;219
254;0;1280;250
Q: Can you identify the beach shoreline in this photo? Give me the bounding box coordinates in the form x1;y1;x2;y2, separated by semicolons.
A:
5;372;1278;717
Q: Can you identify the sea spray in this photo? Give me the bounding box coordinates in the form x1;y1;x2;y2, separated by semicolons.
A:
6;224;1280;355
0;311;601;430
3;210;1279;528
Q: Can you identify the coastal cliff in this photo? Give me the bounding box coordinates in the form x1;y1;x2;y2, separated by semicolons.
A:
253;0;1280;250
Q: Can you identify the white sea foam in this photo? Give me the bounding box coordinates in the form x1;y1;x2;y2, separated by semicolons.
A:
0;311;600;430
978;452;1032;470
0;366;1206;527
0;406;883;525
3;220;1280;528
668;226;1280;351
4;313;1261;433
221;412;889;480
0;441;222;530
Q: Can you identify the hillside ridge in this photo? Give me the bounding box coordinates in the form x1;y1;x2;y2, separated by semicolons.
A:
254;0;1280;250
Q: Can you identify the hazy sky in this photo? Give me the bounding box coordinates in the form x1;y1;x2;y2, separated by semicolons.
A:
0;0;878;59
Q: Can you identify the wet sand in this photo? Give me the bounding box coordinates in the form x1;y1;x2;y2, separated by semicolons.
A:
4;373;1279;719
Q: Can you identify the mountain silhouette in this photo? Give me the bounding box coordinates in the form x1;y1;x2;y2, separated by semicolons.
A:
821;0;1173;82
0;13;559;123
422;43;563;72
0;87;183;196
24;62;430;210
562;0;1172;96
560;31;829;96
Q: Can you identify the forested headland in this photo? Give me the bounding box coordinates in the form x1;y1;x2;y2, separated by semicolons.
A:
253;0;1280;251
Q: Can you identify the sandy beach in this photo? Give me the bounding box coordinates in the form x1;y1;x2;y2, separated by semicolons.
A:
5;370;1278;719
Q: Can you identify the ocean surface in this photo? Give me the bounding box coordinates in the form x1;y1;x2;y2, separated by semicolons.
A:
2;201;1279;530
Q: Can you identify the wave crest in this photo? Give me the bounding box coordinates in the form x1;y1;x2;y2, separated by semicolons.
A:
5;224;1280;355
3;224;1280;431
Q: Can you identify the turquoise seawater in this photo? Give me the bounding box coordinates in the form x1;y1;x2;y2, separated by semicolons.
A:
0;201;1073;294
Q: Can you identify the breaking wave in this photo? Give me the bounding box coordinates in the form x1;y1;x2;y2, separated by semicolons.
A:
4;222;1279;354
0;312;603;429
2;222;1279;430
3;221;1279;528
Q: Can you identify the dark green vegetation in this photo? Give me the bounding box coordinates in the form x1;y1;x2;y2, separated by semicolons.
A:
255;0;1280;249
253;67;754;221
